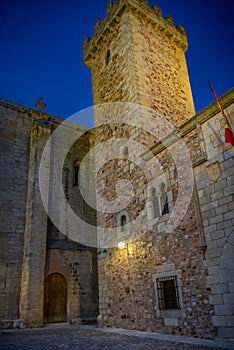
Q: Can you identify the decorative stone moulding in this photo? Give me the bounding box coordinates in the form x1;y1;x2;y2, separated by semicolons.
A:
83;0;188;64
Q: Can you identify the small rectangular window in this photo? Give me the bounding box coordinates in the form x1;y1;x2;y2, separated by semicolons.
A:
157;276;180;310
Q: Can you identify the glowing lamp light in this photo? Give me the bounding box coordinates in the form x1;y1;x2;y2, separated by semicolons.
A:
118;242;126;250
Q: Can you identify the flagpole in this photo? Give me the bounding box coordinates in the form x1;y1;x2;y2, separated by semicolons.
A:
208;80;234;151
208;80;229;125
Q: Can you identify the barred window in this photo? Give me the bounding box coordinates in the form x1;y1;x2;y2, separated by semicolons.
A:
156;276;180;310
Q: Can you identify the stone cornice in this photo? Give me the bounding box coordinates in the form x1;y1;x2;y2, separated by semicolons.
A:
0;97;92;136
180;87;234;136
0;97;63;122
83;0;188;65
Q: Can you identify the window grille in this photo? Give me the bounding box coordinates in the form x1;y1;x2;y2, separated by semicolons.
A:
157;276;180;310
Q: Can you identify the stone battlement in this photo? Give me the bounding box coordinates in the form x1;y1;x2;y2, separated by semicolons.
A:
83;0;187;63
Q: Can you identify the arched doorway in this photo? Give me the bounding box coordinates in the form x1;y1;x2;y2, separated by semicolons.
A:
44;273;67;323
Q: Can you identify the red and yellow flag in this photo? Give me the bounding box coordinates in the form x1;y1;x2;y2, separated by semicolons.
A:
208;80;234;151
225;124;234;147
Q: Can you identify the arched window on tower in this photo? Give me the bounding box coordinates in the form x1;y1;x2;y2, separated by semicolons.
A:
117;211;129;232
121;215;127;231
160;183;169;215
151;188;160;218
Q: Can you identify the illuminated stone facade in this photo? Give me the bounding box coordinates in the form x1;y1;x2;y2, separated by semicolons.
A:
84;0;234;339
0;0;233;341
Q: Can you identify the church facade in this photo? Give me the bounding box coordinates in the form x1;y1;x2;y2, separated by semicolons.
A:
0;0;233;340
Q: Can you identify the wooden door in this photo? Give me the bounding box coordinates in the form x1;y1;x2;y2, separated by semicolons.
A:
44;273;67;323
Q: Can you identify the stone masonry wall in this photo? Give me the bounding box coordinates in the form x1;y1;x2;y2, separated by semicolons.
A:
0;103;31;323
96;140;217;338
83;0;225;339
0;100;99;328
194;101;234;339
19;117;51;327
96;89;234;339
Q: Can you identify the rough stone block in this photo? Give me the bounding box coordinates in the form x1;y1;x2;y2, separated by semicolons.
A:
211;283;226;294
218;195;233;206
208;265;220;276
215;204;229;215
212;315;227;327
164;318;178;326
220;269;234;283
13;319;25;329
198;189;204;198
209;214;224;225
218;326;234;339
209;294;223;305
229;283;234;293
215;304;233;316
210;230;225;240
223;293;234;304
204;257;220;268
0;320;13;329
217;219;233;230
206;247;222;259
226;316;234;327
207;274;220;285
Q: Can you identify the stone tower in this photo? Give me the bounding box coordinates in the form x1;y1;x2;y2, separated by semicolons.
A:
83;0;195;127
81;0;234;339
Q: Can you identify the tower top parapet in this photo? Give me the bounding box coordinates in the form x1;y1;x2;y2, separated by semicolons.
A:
83;0;187;64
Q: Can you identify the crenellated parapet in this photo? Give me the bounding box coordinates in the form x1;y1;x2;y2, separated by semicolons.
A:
83;0;188;64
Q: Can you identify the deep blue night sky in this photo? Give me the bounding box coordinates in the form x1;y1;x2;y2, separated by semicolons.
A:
0;0;233;127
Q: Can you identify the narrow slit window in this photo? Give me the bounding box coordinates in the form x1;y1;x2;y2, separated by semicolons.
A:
74;164;80;186
151;188;159;218
106;49;111;64
162;195;169;215
160;183;169;215
121;215;127;231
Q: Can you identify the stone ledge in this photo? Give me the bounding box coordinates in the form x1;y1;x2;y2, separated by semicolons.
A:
0;319;25;329
70;317;97;325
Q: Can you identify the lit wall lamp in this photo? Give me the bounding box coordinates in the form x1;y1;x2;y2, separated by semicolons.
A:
118;241;129;255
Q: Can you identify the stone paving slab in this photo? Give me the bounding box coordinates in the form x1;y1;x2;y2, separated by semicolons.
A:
0;325;234;350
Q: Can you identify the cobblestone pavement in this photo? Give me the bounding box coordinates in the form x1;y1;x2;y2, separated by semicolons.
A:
0;325;233;350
